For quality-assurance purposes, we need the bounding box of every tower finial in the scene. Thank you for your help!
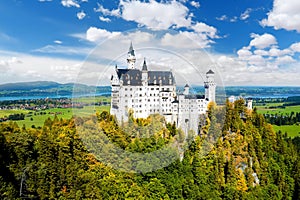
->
[127,41,136,69]
[128,41,135,56]
[142,57,148,71]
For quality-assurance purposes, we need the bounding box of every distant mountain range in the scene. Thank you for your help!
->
[0,81,111,97]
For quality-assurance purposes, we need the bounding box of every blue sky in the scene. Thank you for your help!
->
[0,0,300,86]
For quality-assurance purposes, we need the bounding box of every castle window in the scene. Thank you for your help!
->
[125,88,127,91]
[151,88,154,90]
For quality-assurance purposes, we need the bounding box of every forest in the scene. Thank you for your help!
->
[1,99,300,199]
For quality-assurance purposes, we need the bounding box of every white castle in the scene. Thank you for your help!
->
[110,43,216,134]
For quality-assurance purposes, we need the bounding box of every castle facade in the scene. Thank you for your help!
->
[110,43,216,134]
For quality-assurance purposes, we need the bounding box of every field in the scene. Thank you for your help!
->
[256,103,300,138]
[12,105,110,128]
[273,125,300,138]
[256,105,300,115]
[0,109,30,118]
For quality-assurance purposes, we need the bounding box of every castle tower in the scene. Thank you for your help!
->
[142,58,148,86]
[247,99,253,110]
[183,84,189,95]
[127,42,136,69]
[204,69,216,102]
[110,65,121,115]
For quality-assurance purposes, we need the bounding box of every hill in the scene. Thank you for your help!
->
[0,81,111,97]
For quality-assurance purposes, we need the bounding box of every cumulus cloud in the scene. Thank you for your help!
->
[94,3,120,17]
[249,33,277,49]
[61,0,80,8]
[216,15,228,21]
[191,22,217,38]
[240,8,252,20]
[161,32,213,49]
[0,51,82,84]
[54,40,63,44]
[276,55,296,65]
[290,42,300,52]
[237,47,252,60]
[77,11,86,20]
[261,0,300,32]
[190,1,200,8]
[86,27,121,42]
[99,16,111,22]
[119,0,191,30]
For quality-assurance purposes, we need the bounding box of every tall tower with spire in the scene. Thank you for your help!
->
[204,69,216,102]
[127,42,136,69]
[142,58,148,86]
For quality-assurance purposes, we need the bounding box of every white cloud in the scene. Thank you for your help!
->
[268,46,291,57]
[191,22,217,38]
[240,8,252,20]
[190,1,200,8]
[249,33,277,49]
[86,27,121,42]
[230,16,238,22]
[0,50,82,84]
[99,16,111,22]
[253,49,269,56]
[94,3,120,17]
[119,0,191,30]
[33,45,90,55]
[54,40,63,44]
[61,0,80,8]
[290,42,300,52]
[216,15,228,21]
[161,32,213,49]
[261,0,300,32]
[237,47,252,60]
[77,11,86,20]
[276,55,296,65]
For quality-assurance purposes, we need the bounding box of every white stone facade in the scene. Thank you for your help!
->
[110,44,216,134]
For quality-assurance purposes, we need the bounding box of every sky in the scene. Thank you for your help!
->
[0,0,300,86]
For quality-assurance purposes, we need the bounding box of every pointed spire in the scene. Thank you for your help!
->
[142,58,148,71]
[206,69,214,74]
[128,41,135,56]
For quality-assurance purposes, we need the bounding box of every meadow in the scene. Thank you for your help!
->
[14,106,110,128]
[256,103,300,138]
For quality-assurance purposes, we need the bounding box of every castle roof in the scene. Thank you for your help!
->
[206,69,214,74]
[116,68,175,86]
[183,94,205,99]
[142,59,148,71]
[128,42,135,56]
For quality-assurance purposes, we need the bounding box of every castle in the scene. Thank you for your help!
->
[110,43,216,134]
